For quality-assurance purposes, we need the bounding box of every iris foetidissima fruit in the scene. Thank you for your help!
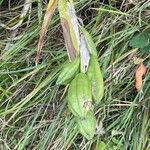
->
[80,27,104,103]
[58,0,80,61]
[76,111,96,140]
[56,56,80,85]
[57,1,104,140]
[87,55,104,104]
[67,73,93,117]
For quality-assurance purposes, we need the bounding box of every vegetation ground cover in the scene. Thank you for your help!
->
[0,0,150,149]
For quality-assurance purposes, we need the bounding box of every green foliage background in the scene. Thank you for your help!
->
[0,0,150,149]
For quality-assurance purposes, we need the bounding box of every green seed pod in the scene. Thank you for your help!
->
[67,73,93,117]
[56,57,80,85]
[80,27,97,57]
[76,111,96,140]
[87,55,104,104]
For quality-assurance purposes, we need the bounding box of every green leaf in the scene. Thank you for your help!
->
[95,140,106,150]
[129,31,150,48]
[76,111,96,140]
[140,44,150,53]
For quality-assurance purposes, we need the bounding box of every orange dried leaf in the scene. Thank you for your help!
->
[36,0,57,64]
[135,62,147,91]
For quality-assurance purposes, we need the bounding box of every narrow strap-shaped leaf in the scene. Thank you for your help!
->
[67,1,80,47]
[58,0,80,60]
[36,0,58,64]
